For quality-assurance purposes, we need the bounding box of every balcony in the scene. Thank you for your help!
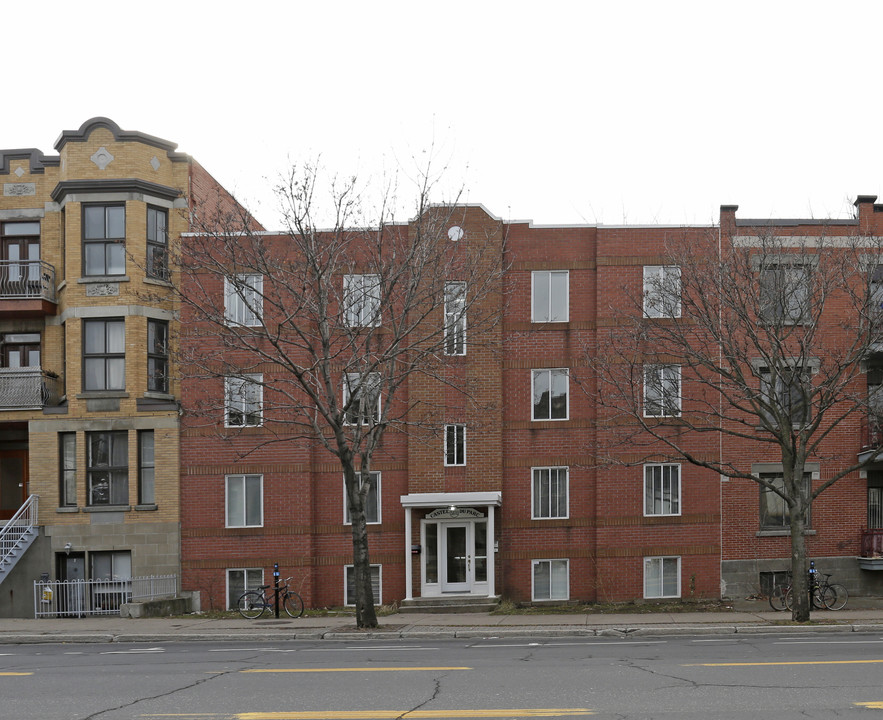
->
[0,261,57,317]
[859,529,883,570]
[0,369,62,410]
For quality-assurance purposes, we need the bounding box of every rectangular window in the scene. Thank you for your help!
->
[759,262,810,324]
[444,424,466,466]
[227,568,263,610]
[224,274,263,327]
[644,364,681,417]
[343,472,380,524]
[90,550,132,612]
[225,374,263,427]
[759,365,809,426]
[1,221,42,295]
[138,430,155,506]
[869,486,883,530]
[759,472,811,530]
[226,474,263,527]
[532,467,569,519]
[59,432,76,507]
[644,464,680,516]
[532,559,569,601]
[643,265,681,318]
[532,270,569,322]
[83,318,125,391]
[869,364,883,445]
[1,332,41,368]
[343,372,380,425]
[344,564,382,606]
[870,264,883,325]
[644,556,680,598]
[86,430,128,506]
[343,274,381,327]
[83,204,125,276]
[532,368,569,420]
[146,206,168,280]
[444,281,466,355]
[147,319,169,394]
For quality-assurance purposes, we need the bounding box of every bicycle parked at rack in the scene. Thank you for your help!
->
[237,576,304,619]
[768,565,848,611]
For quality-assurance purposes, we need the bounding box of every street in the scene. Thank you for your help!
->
[3,632,883,719]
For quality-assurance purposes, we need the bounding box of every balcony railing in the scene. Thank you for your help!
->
[861,529,883,558]
[0,368,62,410]
[0,261,57,302]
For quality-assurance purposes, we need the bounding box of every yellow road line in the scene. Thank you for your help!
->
[685,659,883,667]
[0,672,33,676]
[236,711,593,719]
[241,666,471,673]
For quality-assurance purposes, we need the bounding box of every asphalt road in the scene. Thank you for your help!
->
[3,632,883,719]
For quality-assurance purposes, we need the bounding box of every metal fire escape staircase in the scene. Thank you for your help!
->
[0,495,39,585]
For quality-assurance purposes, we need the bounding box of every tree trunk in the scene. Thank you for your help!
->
[345,470,378,628]
[789,498,810,622]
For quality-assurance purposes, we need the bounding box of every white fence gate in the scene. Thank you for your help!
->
[34,575,177,618]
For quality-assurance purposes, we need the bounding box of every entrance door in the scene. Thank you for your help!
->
[442,523,471,592]
[0,449,27,521]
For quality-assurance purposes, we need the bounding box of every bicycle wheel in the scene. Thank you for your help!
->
[283,591,304,618]
[824,584,848,610]
[784,588,794,611]
[811,586,828,610]
[237,591,266,619]
[769,586,788,611]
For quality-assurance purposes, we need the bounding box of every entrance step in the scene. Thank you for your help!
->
[399,595,501,614]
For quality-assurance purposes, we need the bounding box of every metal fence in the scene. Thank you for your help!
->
[0,260,56,302]
[34,575,178,618]
[0,368,62,409]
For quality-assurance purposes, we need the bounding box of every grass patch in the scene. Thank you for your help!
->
[492,598,732,615]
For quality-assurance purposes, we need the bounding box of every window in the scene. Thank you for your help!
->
[225,374,263,427]
[444,424,466,466]
[138,430,155,506]
[643,266,681,318]
[444,281,466,355]
[759,365,809,426]
[869,473,883,529]
[532,559,569,601]
[759,472,811,530]
[83,318,125,391]
[90,550,132,612]
[0,221,41,294]
[147,319,169,394]
[345,564,382,606]
[146,206,168,280]
[644,464,680,516]
[343,274,380,327]
[870,364,883,445]
[226,474,263,527]
[59,432,76,507]
[227,568,263,610]
[224,274,263,327]
[532,368,569,420]
[759,261,811,324]
[644,556,680,598]
[83,204,125,276]
[870,265,883,326]
[344,472,380,524]
[532,467,568,519]
[532,270,569,322]
[86,431,128,506]
[343,372,380,425]
[1,332,41,368]
[644,364,681,417]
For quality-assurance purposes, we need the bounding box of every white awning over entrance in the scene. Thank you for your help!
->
[399,491,502,508]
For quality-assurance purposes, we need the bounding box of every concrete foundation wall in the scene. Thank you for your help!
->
[722,557,883,599]
[0,534,51,618]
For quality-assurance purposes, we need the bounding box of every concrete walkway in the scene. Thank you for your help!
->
[2,599,883,644]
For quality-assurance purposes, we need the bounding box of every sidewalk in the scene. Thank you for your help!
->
[2,599,883,644]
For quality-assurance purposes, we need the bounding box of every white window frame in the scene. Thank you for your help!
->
[643,265,681,318]
[444,281,467,355]
[344,273,381,327]
[644,556,680,599]
[225,374,263,427]
[444,424,466,466]
[532,558,569,601]
[344,564,382,606]
[532,368,569,421]
[226,567,263,610]
[532,466,569,519]
[644,464,681,517]
[532,270,569,323]
[643,364,681,418]
[343,471,381,525]
[224,274,263,327]
[226,473,264,528]
[343,372,381,425]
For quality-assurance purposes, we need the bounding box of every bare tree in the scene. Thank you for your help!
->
[176,163,506,627]
[590,224,883,621]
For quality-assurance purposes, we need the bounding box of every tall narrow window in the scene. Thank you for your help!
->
[225,375,263,427]
[147,319,169,394]
[644,364,681,417]
[146,206,168,280]
[343,472,380,524]
[532,467,568,519]
[226,474,263,527]
[532,270,569,322]
[644,464,680,516]
[83,204,125,276]
[138,430,155,506]
[86,430,128,506]
[343,372,381,425]
[444,424,466,466]
[1,221,42,296]
[643,266,681,318]
[224,274,263,327]
[343,274,381,327]
[83,318,125,391]
[59,432,76,507]
[444,281,466,355]
[532,368,569,420]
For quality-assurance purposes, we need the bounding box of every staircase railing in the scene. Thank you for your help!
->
[0,495,39,571]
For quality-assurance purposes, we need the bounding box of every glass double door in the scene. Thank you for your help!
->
[424,520,488,594]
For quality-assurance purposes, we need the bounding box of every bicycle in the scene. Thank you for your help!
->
[769,568,848,611]
[237,577,304,619]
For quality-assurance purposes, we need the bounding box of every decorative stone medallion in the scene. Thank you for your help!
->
[86,283,119,297]
[91,146,115,170]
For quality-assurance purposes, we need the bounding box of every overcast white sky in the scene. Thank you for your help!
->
[6,1,882,229]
